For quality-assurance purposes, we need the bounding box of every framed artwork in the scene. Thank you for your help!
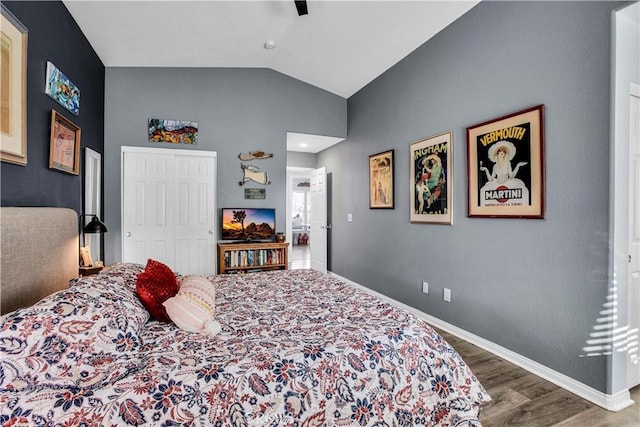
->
[49,110,81,175]
[45,61,80,116]
[410,131,453,224]
[466,104,545,218]
[0,4,28,165]
[369,149,394,209]
[148,118,198,144]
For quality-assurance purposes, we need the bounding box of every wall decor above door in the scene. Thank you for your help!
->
[148,118,198,144]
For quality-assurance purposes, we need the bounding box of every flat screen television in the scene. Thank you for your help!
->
[221,208,276,242]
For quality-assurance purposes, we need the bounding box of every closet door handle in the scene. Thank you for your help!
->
[126,232,132,237]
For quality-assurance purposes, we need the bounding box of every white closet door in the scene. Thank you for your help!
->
[122,151,176,267]
[174,154,216,275]
[122,147,217,275]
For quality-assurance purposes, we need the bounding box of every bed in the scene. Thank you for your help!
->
[0,208,490,426]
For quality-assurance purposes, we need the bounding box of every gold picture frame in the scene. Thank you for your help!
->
[0,5,28,165]
[410,131,453,224]
[49,110,81,175]
[369,149,394,209]
[466,104,545,218]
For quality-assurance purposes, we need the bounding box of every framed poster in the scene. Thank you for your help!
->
[410,131,453,224]
[369,149,394,209]
[0,4,28,165]
[49,110,81,175]
[466,105,545,218]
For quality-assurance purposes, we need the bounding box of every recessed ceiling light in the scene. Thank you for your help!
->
[264,40,277,50]
[299,143,308,147]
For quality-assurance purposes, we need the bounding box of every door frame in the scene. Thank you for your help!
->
[610,1,639,400]
[84,147,102,263]
[627,81,640,388]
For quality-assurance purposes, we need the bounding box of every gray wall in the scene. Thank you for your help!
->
[287,151,317,168]
[104,68,345,264]
[319,1,622,393]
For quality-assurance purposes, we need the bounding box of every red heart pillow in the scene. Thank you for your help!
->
[136,259,179,322]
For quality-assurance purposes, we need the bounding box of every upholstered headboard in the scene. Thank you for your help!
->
[0,207,78,315]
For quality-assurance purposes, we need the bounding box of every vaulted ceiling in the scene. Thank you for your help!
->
[63,1,478,98]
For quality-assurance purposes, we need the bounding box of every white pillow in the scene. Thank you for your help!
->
[163,276,221,335]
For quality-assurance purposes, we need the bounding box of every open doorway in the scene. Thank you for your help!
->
[286,132,344,271]
[286,167,313,269]
[291,175,311,269]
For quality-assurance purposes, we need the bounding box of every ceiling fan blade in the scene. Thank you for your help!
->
[294,0,308,16]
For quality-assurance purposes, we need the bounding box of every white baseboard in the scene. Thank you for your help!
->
[328,272,635,412]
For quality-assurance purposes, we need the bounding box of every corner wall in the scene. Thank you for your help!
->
[319,1,622,393]
[0,1,104,213]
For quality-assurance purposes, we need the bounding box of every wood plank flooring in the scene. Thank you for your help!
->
[436,329,640,426]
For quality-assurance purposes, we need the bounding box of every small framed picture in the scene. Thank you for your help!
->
[466,104,545,218]
[369,149,394,209]
[49,110,81,175]
[45,61,80,116]
[410,131,453,224]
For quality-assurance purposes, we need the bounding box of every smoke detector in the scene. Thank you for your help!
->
[264,40,277,50]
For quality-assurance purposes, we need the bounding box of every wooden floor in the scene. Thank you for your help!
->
[437,329,640,426]
[289,244,310,269]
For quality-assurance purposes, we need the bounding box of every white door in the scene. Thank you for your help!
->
[122,150,175,267]
[310,167,327,273]
[628,84,640,387]
[122,147,216,275]
[174,154,216,275]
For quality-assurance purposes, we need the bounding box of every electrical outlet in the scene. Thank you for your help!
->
[443,288,451,302]
[347,213,353,222]
[422,281,429,294]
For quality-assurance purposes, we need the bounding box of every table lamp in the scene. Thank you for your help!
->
[80,215,107,270]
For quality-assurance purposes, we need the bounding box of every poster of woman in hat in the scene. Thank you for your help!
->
[467,104,545,218]
[478,140,529,205]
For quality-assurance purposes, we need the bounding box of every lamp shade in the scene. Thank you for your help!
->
[84,216,108,234]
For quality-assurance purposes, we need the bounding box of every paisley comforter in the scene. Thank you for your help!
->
[0,263,489,426]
